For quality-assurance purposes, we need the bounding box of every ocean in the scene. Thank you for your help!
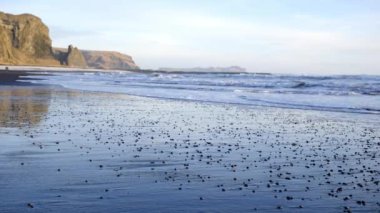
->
[21,71,380,114]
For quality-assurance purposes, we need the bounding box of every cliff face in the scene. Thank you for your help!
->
[82,50,139,70]
[0,11,139,70]
[0,12,59,66]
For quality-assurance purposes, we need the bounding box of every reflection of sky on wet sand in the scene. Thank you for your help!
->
[0,87,51,127]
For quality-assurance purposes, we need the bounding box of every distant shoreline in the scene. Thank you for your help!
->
[134,69,254,75]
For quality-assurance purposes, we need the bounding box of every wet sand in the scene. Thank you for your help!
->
[0,74,379,212]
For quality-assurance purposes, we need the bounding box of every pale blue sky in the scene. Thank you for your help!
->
[1,0,380,74]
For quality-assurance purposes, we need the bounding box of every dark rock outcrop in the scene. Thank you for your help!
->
[53,45,87,68]
[67,45,87,68]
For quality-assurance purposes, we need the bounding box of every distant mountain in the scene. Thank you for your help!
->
[159,66,246,73]
[0,11,139,70]
[81,50,139,70]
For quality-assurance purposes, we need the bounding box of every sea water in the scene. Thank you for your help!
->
[21,71,380,114]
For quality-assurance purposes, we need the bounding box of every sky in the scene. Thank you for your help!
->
[1,0,380,74]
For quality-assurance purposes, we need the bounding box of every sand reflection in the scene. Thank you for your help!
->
[0,88,51,127]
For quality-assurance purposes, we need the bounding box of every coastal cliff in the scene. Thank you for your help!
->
[0,11,139,70]
[53,48,139,70]
[0,12,59,66]
[82,50,139,70]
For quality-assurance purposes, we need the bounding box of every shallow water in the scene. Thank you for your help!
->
[21,71,380,114]
[0,85,379,212]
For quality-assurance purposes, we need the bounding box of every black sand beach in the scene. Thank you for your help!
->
[0,71,379,212]
[0,71,36,85]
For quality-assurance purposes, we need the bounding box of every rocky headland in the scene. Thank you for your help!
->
[81,50,139,70]
[0,11,139,71]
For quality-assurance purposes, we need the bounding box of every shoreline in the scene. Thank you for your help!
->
[1,70,379,116]
[1,77,376,125]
